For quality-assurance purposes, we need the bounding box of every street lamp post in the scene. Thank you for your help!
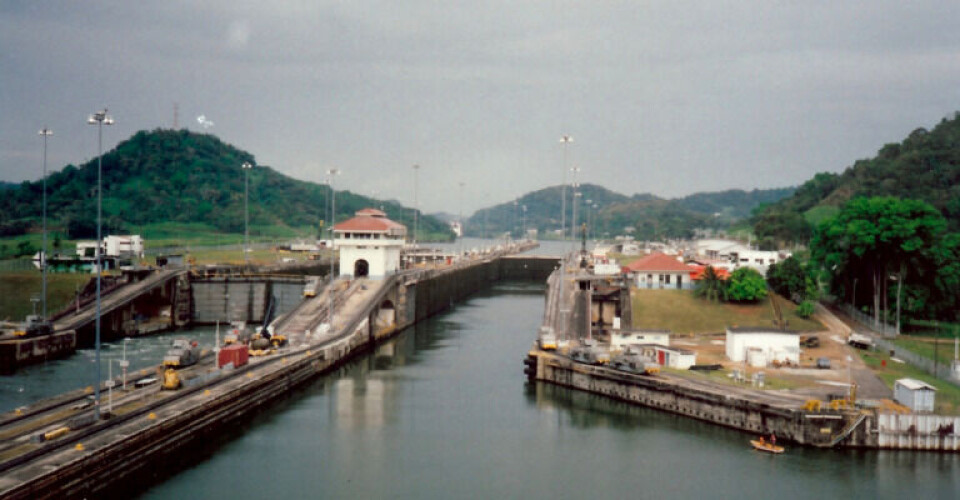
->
[327,168,340,246]
[458,181,465,257]
[513,199,519,240]
[412,164,420,247]
[559,135,573,240]
[39,127,52,319]
[591,203,598,240]
[482,194,488,240]
[569,166,580,247]
[521,204,527,240]
[87,109,113,420]
[585,199,592,242]
[242,162,253,265]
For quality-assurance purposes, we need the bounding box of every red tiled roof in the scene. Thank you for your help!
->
[689,265,730,280]
[333,208,406,233]
[624,252,695,273]
[355,208,387,217]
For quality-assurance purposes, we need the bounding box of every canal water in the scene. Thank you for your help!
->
[0,326,224,411]
[130,281,956,499]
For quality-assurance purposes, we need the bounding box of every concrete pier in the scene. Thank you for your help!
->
[0,242,548,498]
[527,259,960,452]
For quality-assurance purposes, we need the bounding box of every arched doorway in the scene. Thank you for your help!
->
[354,259,370,277]
[379,299,396,324]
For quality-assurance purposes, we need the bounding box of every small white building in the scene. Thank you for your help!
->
[626,344,696,369]
[729,249,790,275]
[624,252,696,290]
[725,327,800,366]
[333,209,407,278]
[656,345,696,369]
[104,235,144,258]
[609,330,670,350]
[894,378,937,413]
[76,235,144,259]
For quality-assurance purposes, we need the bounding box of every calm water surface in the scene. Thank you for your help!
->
[132,282,957,499]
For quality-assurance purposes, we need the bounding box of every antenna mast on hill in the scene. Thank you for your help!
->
[173,103,179,129]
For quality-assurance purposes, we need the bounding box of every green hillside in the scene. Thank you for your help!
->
[0,129,452,246]
[753,113,960,244]
[465,184,795,240]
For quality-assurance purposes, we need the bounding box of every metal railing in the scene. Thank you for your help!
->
[837,303,898,337]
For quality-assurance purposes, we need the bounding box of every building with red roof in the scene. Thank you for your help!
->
[333,208,407,277]
[623,252,697,290]
[689,265,731,281]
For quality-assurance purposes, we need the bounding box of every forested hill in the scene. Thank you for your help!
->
[754,113,960,243]
[0,129,451,239]
[465,184,795,240]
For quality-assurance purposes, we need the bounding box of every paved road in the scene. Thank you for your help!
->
[814,305,892,399]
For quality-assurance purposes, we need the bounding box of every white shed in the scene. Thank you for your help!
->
[609,330,670,350]
[656,346,696,370]
[725,327,800,366]
[894,378,937,413]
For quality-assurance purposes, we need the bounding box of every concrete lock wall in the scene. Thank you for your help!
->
[533,354,874,448]
[272,282,306,318]
[192,280,267,323]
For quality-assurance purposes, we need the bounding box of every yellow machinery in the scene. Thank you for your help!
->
[162,368,181,390]
[803,399,823,412]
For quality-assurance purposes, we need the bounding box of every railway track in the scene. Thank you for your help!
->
[0,278,379,474]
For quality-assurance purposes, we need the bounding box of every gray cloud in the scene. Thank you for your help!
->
[3,2,960,215]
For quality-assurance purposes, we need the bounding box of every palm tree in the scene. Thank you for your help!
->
[695,266,726,302]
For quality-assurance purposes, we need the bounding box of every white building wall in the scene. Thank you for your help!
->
[338,242,402,278]
[610,332,670,349]
[894,382,936,413]
[725,331,800,364]
[635,271,692,290]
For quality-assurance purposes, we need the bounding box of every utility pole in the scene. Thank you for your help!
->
[412,164,420,247]
[87,108,113,420]
[559,135,572,240]
[39,127,52,318]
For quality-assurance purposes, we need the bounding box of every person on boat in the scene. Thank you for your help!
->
[770,434,776,445]
[758,436,765,445]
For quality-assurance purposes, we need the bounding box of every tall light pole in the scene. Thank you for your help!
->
[242,162,253,265]
[513,199,519,240]
[482,193,489,240]
[39,128,52,319]
[585,199,592,243]
[570,166,581,247]
[559,135,573,240]
[458,181,464,257]
[412,164,420,247]
[87,109,113,420]
[521,204,527,240]
[591,203,599,241]
[327,168,340,247]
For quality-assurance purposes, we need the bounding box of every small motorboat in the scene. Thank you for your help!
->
[750,439,785,454]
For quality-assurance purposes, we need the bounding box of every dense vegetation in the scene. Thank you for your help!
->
[0,129,452,246]
[694,266,767,303]
[464,185,795,240]
[752,113,960,246]
[810,196,959,324]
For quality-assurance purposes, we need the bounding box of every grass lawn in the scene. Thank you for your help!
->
[893,337,959,368]
[676,366,804,391]
[631,289,823,335]
[0,271,92,321]
[856,348,960,415]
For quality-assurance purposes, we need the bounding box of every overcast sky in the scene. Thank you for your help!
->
[3,2,960,214]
